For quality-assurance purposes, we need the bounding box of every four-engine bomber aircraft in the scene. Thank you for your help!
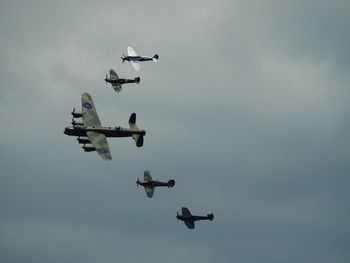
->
[136,170,175,198]
[64,93,146,160]
[176,207,214,229]
[121,46,159,71]
[105,69,140,93]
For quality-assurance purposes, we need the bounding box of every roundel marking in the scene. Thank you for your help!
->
[83,102,93,109]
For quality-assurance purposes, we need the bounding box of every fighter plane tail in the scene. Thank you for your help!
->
[134,77,141,84]
[207,213,214,221]
[168,179,175,188]
[152,54,159,62]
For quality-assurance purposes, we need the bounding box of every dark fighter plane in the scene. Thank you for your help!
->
[136,170,175,198]
[121,46,159,71]
[176,207,214,229]
[64,93,146,160]
[104,69,140,93]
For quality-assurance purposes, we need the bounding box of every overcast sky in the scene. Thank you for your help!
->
[0,1,349,263]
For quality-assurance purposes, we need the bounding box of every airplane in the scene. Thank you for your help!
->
[176,207,214,229]
[136,170,175,198]
[64,92,146,160]
[121,46,159,71]
[104,69,140,93]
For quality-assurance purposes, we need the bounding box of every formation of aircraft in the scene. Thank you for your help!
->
[121,46,159,71]
[136,170,175,198]
[105,69,140,93]
[176,207,214,229]
[64,93,146,160]
[64,47,214,230]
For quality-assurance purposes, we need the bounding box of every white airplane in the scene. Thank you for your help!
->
[64,93,146,160]
[121,46,159,71]
[136,170,175,198]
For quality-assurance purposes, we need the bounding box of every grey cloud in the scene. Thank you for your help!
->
[1,1,349,263]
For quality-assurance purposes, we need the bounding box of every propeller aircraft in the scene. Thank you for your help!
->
[176,207,214,229]
[136,170,175,198]
[121,46,159,71]
[104,69,140,93]
[64,93,146,160]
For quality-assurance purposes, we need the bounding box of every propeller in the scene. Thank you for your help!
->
[176,211,179,222]
[71,118,76,125]
[71,107,75,115]
[136,177,140,187]
[105,74,108,84]
[121,53,125,63]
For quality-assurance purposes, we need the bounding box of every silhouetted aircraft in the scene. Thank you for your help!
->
[64,93,146,160]
[104,69,140,93]
[136,170,175,198]
[121,46,159,71]
[176,207,214,229]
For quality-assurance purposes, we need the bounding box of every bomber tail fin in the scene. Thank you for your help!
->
[129,113,145,147]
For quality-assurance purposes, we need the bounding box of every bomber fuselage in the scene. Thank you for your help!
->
[64,126,146,138]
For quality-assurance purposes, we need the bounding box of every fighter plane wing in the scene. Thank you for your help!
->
[86,131,112,160]
[185,221,195,229]
[109,69,119,80]
[145,186,154,198]
[112,84,122,93]
[130,61,141,71]
[144,170,152,181]
[82,93,101,127]
[181,207,192,216]
[127,46,137,56]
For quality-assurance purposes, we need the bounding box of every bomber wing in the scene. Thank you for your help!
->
[181,207,192,216]
[144,170,152,181]
[81,93,111,160]
[82,93,101,127]
[86,131,112,160]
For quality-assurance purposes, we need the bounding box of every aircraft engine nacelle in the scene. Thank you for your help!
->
[71,108,83,118]
[82,146,96,152]
[77,138,90,144]
[168,180,175,188]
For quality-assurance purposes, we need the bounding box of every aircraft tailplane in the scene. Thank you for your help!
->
[152,54,159,62]
[168,180,175,188]
[134,77,140,84]
[207,213,214,221]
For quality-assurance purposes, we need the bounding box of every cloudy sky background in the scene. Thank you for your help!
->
[0,1,349,262]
